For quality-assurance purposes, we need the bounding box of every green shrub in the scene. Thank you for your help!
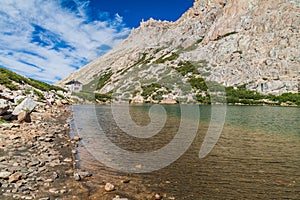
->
[224,85,299,105]
[95,93,112,102]
[233,50,243,54]
[196,38,203,44]
[152,90,168,101]
[195,93,211,104]
[0,119,10,123]
[6,83,20,90]
[215,31,238,41]
[34,90,45,100]
[174,61,197,76]
[188,77,207,91]
[141,83,161,98]
[96,71,113,90]
[154,52,179,64]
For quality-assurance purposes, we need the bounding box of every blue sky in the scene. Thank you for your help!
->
[0,0,193,84]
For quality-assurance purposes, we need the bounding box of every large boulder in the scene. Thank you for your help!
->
[17,111,31,123]
[12,97,37,115]
[0,99,9,115]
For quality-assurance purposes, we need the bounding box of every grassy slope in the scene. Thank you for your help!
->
[0,67,65,92]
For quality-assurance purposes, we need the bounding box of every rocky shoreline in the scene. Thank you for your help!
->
[0,106,89,200]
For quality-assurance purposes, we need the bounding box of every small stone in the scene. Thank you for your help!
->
[44,182,50,187]
[0,171,12,179]
[71,149,77,154]
[104,182,115,192]
[38,197,50,200]
[9,135,20,140]
[77,170,92,178]
[0,156,7,162]
[28,159,40,167]
[52,172,59,179]
[74,173,81,181]
[135,164,142,169]
[49,188,59,193]
[17,147,28,151]
[44,178,54,183]
[154,193,162,200]
[73,136,81,141]
[113,196,129,200]
[60,189,67,194]
[63,158,72,162]
[44,138,53,142]
[0,114,12,120]
[8,172,22,183]
[13,194,22,199]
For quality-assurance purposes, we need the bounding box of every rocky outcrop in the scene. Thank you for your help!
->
[58,0,299,101]
[0,79,72,122]
[0,99,9,115]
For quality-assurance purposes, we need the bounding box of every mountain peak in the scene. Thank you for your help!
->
[59,0,299,103]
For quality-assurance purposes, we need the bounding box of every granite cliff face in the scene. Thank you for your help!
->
[59,0,299,102]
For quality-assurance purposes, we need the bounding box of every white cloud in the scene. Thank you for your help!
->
[0,0,130,83]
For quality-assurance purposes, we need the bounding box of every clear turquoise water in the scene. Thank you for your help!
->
[71,105,300,199]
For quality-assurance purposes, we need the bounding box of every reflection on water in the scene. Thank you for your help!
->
[71,105,300,199]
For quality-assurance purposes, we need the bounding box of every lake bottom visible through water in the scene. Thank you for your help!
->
[71,105,300,200]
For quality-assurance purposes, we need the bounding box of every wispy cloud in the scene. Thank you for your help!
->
[0,0,130,83]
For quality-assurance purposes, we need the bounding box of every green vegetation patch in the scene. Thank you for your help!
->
[225,85,300,105]
[188,77,207,91]
[195,93,211,104]
[152,90,168,101]
[0,119,10,123]
[0,68,65,92]
[154,52,179,64]
[233,50,243,54]
[119,53,148,75]
[183,37,203,52]
[141,83,162,98]
[174,61,198,76]
[96,71,113,90]
[95,92,112,102]
[33,90,45,100]
[215,31,238,41]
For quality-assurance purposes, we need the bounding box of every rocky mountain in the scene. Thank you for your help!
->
[58,0,299,104]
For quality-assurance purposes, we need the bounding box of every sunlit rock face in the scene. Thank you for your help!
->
[59,0,299,99]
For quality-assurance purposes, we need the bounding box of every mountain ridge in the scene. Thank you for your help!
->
[58,0,299,103]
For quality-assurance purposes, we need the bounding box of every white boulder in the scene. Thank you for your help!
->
[12,97,37,115]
